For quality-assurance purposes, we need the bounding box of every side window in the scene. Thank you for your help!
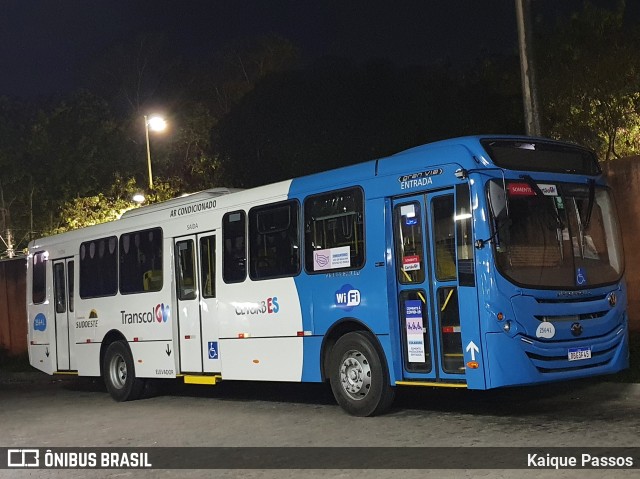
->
[53,263,66,313]
[119,228,163,294]
[200,235,216,298]
[80,237,118,298]
[32,252,47,305]
[432,195,456,281]
[394,201,425,284]
[455,183,475,287]
[249,201,300,280]
[304,187,365,273]
[176,240,197,300]
[223,211,246,283]
[68,260,74,312]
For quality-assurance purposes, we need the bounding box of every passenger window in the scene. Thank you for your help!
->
[68,260,75,312]
[53,263,66,313]
[394,201,425,284]
[200,235,216,298]
[119,228,163,294]
[80,236,118,298]
[432,195,456,281]
[249,201,300,280]
[223,211,246,283]
[176,240,197,300]
[304,187,365,273]
[32,252,47,305]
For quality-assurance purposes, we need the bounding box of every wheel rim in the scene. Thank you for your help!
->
[339,349,371,400]
[109,353,127,390]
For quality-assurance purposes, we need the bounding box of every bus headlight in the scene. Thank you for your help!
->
[503,320,512,333]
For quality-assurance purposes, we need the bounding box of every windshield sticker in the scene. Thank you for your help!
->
[400,204,418,225]
[576,268,587,286]
[400,204,416,217]
[402,255,421,271]
[538,184,558,196]
[313,246,351,271]
[508,183,558,196]
[536,322,556,339]
[554,196,565,210]
[405,300,426,363]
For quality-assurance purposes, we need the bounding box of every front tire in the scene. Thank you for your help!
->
[329,331,395,416]
[103,340,145,401]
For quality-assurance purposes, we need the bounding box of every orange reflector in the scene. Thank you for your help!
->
[238,333,245,339]
[252,359,260,364]
[138,359,142,363]
[133,337,139,342]
[185,335,191,339]
[497,312,504,321]
[297,331,304,337]
[466,361,479,369]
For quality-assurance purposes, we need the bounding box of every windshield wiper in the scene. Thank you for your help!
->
[520,174,564,229]
[583,179,595,230]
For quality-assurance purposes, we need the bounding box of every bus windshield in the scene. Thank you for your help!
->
[489,180,624,289]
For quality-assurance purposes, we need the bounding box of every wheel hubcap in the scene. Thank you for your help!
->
[339,350,371,400]
[109,354,127,389]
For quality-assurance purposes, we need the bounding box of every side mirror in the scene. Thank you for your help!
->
[489,181,508,221]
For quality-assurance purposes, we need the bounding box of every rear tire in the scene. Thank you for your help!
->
[329,331,395,416]
[103,340,145,401]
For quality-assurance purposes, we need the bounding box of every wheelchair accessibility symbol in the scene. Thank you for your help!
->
[576,268,587,286]
[208,341,219,360]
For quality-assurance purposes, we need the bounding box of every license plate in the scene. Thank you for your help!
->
[568,346,591,361]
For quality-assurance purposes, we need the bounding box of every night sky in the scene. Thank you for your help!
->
[2,1,636,100]
[1,0,523,99]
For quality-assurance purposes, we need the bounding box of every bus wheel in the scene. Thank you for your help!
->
[103,341,145,402]
[329,331,395,416]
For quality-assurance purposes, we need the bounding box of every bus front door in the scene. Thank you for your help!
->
[52,258,75,371]
[392,191,465,383]
[174,233,220,374]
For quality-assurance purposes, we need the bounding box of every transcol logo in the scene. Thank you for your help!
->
[155,303,170,323]
[335,284,361,311]
[121,304,170,325]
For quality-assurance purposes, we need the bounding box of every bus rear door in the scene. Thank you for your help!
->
[174,233,220,374]
[52,258,75,371]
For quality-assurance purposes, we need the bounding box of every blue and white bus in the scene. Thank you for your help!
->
[27,135,629,416]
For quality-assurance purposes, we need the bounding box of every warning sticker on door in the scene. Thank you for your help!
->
[405,300,426,363]
[402,255,421,271]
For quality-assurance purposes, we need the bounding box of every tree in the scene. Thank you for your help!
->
[25,91,138,234]
[0,96,32,255]
[45,176,178,236]
[215,57,524,187]
[538,1,640,161]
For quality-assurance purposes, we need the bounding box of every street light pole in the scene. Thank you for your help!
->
[144,115,154,190]
[515,0,541,136]
[143,115,167,191]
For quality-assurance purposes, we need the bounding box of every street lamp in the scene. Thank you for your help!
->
[144,115,167,190]
[132,193,145,203]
